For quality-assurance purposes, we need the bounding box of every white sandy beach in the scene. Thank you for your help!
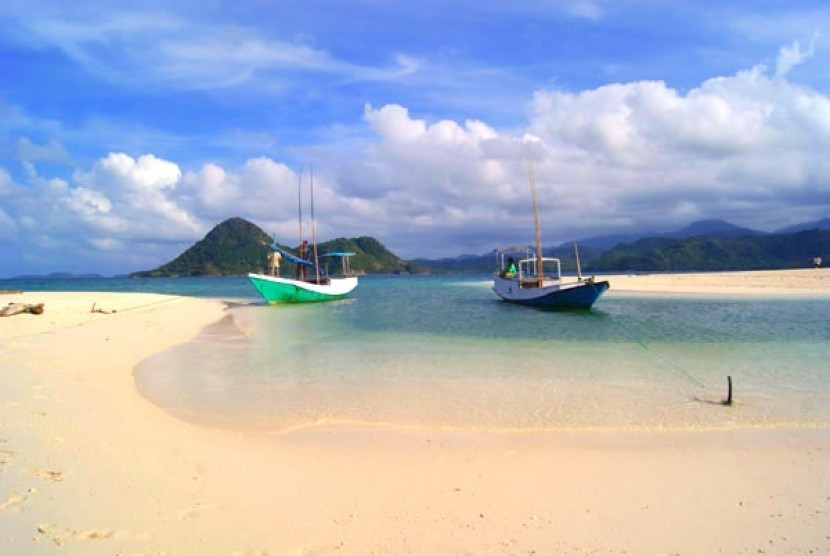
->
[598,267,830,296]
[1,271,829,554]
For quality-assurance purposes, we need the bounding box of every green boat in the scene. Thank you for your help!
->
[250,168,358,304]
[248,250,358,304]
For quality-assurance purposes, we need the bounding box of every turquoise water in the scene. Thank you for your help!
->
[7,274,828,431]
[120,275,830,432]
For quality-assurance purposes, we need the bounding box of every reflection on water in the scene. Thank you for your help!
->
[135,275,830,432]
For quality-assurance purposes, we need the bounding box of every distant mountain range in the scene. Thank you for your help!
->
[8,272,108,280]
[130,217,425,277]
[414,218,830,273]
[562,218,782,251]
[774,217,830,234]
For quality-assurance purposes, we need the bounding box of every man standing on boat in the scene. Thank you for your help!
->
[268,250,281,277]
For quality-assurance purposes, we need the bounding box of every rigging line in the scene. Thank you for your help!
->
[612,315,708,388]
[123,284,226,311]
[106,288,216,313]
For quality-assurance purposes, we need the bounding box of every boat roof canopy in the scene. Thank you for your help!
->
[319,252,355,258]
[270,245,314,266]
[496,246,532,254]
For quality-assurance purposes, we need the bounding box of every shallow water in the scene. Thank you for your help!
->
[133,275,830,432]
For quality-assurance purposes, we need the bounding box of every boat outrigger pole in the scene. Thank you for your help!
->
[524,146,544,288]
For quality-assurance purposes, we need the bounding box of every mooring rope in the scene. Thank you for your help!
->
[611,315,708,388]
[105,278,239,313]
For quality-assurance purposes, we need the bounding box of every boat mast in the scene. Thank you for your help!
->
[310,167,321,284]
[297,170,303,247]
[574,242,583,280]
[524,146,544,287]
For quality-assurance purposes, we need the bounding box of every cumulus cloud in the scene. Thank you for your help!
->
[524,63,830,234]
[71,152,198,238]
[326,57,830,252]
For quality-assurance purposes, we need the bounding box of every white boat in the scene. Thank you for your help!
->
[492,149,609,310]
[492,247,609,309]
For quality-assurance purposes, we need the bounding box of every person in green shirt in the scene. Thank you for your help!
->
[504,257,517,278]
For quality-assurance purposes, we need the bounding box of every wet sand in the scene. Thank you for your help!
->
[1,275,829,554]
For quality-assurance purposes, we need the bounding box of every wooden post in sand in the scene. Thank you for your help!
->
[722,375,733,406]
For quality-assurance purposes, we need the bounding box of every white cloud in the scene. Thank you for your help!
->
[775,33,819,77]
[88,237,123,250]
[71,152,198,238]
[3,7,421,91]
[0,167,13,195]
[522,63,830,234]
[0,207,16,239]
[16,137,70,163]
[566,0,603,20]
[64,187,112,216]
[181,157,299,236]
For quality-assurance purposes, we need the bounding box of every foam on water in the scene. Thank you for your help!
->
[134,275,830,432]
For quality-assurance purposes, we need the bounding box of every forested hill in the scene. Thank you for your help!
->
[592,229,830,271]
[130,217,424,277]
[315,236,427,274]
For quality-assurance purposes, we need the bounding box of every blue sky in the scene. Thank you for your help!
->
[1,0,830,276]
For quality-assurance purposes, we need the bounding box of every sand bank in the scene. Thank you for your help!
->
[598,267,830,296]
[1,282,829,554]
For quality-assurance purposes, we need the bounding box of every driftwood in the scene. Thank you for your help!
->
[0,302,45,317]
[91,302,117,314]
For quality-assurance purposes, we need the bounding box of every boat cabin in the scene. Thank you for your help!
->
[319,252,356,278]
[495,247,563,288]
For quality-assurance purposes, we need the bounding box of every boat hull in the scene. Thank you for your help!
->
[248,273,358,304]
[492,276,609,310]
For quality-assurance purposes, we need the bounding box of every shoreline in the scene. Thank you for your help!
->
[2,276,830,553]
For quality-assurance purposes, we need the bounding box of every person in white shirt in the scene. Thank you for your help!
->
[267,250,282,276]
